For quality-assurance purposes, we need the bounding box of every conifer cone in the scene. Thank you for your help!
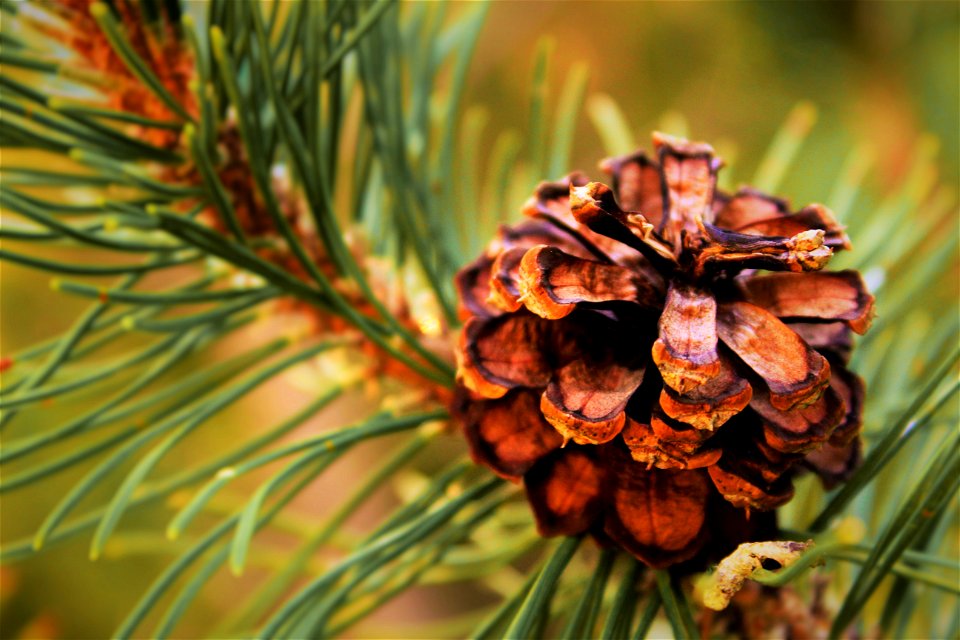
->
[452,133,874,568]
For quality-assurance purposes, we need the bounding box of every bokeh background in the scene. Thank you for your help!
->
[2,1,958,638]
[470,1,958,195]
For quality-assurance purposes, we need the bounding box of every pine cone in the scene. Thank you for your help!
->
[452,133,874,568]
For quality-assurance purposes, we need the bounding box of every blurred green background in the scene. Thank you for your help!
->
[470,1,958,194]
[2,1,957,638]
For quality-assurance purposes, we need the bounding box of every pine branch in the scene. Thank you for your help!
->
[1,1,957,637]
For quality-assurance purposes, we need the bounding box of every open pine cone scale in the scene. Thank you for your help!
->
[453,133,874,568]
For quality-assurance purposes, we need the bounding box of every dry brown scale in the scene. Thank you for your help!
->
[452,132,874,568]
[709,580,832,640]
